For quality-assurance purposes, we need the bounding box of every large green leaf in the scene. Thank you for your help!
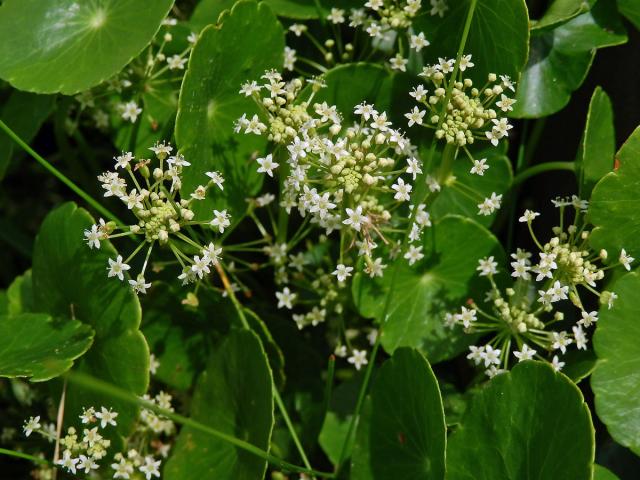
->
[512,0,627,118]
[589,126,640,259]
[576,87,615,198]
[447,361,595,480]
[531,0,595,31]
[430,149,512,227]
[0,90,55,180]
[352,215,505,363]
[164,329,274,480]
[351,348,446,480]
[176,0,283,220]
[414,0,529,83]
[592,271,640,455]
[0,0,174,94]
[5,270,34,316]
[0,313,94,382]
[32,202,148,434]
[618,0,640,30]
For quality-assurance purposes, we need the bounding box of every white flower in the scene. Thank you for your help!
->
[240,81,261,97]
[149,353,160,375]
[365,258,386,278]
[511,258,531,280]
[129,276,152,294]
[459,54,474,71]
[332,264,354,282]
[404,245,424,265]
[107,255,131,281]
[206,171,225,190]
[410,32,430,51]
[366,22,382,37]
[430,0,449,17]
[513,343,536,362]
[121,101,142,123]
[347,349,368,370]
[210,209,231,233]
[467,345,485,365]
[371,111,391,131]
[496,94,516,112]
[551,355,565,372]
[500,74,516,92]
[405,106,425,127]
[80,407,96,424]
[84,224,102,249]
[95,407,118,428]
[203,242,222,265]
[552,331,572,354]
[477,193,502,215]
[123,188,144,210]
[470,158,489,176]
[343,206,368,232]
[579,310,598,328]
[549,280,569,302]
[477,256,498,276]
[327,8,345,24]
[486,365,506,378]
[23,416,41,437]
[276,287,297,309]
[391,177,412,202]
[573,325,588,350]
[457,306,477,328]
[284,46,297,71]
[354,102,377,120]
[410,85,428,102]
[257,154,279,177]
[112,457,134,479]
[620,248,634,271]
[365,0,383,10]
[518,209,540,223]
[289,23,307,36]
[166,54,187,70]
[480,345,501,367]
[607,291,618,309]
[56,450,79,474]
[191,256,211,279]
[77,455,99,474]
[115,151,135,169]
[389,54,408,72]
[187,32,198,44]
[406,157,423,180]
[139,456,161,479]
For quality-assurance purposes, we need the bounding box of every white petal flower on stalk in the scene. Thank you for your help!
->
[94,407,118,428]
[347,349,368,370]
[573,325,588,350]
[210,210,231,233]
[139,456,161,479]
[551,355,565,372]
[77,455,99,474]
[342,206,368,232]
[129,276,152,295]
[107,255,131,281]
[470,158,489,176]
[240,81,261,96]
[23,416,41,437]
[257,154,279,177]
[404,245,424,265]
[121,101,142,123]
[276,287,297,309]
[480,345,501,367]
[410,32,430,51]
[513,343,536,362]
[56,450,79,474]
[477,256,498,276]
[405,106,425,127]
[84,224,102,249]
[391,177,412,202]
[332,264,354,282]
[620,248,634,271]
[579,310,598,327]
[365,258,386,278]
[166,54,187,70]
[205,171,225,190]
[518,209,540,223]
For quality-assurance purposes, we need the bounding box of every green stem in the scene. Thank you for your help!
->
[0,119,122,225]
[512,161,575,186]
[66,372,334,478]
[0,448,51,466]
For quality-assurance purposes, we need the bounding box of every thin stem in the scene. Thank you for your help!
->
[0,119,122,225]
[512,161,575,186]
[66,372,335,478]
[52,378,68,480]
[0,448,51,466]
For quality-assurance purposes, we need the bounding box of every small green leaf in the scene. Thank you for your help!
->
[6,270,34,316]
[531,0,595,31]
[32,202,149,434]
[618,0,640,30]
[0,313,94,382]
[189,0,237,31]
[447,361,595,480]
[561,349,597,384]
[0,0,174,94]
[164,329,274,480]
[351,348,446,480]
[430,149,512,227]
[177,0,284,220]
[0,90,55,180]
[589,125,640,260]
[352,215,505,363]
[576,87,615,198]
[592,271,640,456]
[513,0,627,118]
[594,465,620,480]
[414,0,529,83]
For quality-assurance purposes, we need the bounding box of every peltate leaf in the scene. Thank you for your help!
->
[176,0,284,221]
[0,0,174,94]
[164,329,274,480]
[0,313,94,382]
[447,361,595,480]
[351,348,446,480]
[592,271,640,455]
[352,215,505,363]
[32,202,149,434]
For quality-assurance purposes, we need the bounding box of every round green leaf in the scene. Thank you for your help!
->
[0,0,174,94]
[512,0,627,118]
[164,329,274,480]
[414,0,529,83]
[32,202,149,434]
[176,0,284,220]
[430,149,512,227]
[592,271,640,455]
[447,361,595,480]
[352,215,505,363]
[576,87,615,198]
[589,125,640,260]
[351,348,446,480]
[0,313,94,382]
[594,465,620,480]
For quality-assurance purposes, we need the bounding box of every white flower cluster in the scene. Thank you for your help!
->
[85,142,227,294]
[406,55,516,147]
[445,198,632,377]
